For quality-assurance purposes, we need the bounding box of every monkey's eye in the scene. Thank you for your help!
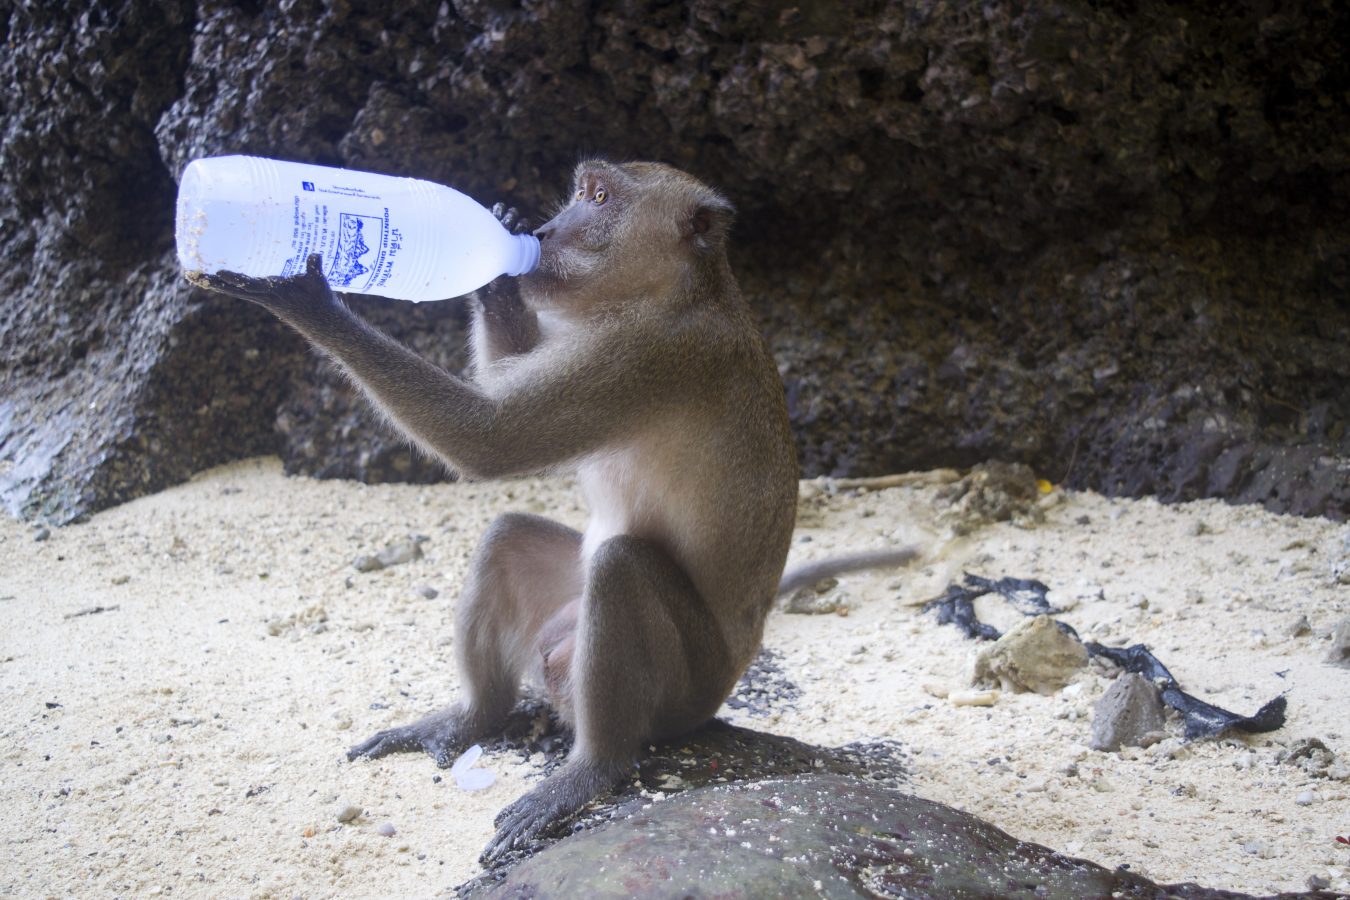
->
[593,189,607,205]
[574,189,585,202]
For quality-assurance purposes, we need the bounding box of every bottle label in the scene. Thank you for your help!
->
[277,180,402,293]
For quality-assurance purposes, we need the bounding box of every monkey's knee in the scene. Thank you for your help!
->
[469,512,580,580]
[588,535,693,598]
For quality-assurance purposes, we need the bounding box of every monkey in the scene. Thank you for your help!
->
[194,159,914,860]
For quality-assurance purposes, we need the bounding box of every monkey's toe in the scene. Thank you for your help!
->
[345,727,423,761]
[480,760,625,861]
[346,708,483,765]
[482,796,553,862]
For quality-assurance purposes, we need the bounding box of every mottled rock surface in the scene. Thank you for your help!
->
[3,2,1348,522]
[466,773,1312,899]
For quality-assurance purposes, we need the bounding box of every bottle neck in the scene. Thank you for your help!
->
[507,234,541,277]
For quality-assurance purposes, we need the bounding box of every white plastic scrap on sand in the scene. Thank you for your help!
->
[451,744,495,791]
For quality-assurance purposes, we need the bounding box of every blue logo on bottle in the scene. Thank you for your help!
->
[302,182,315,191]
[329,213,379,287]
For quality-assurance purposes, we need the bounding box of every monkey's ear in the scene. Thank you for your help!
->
[686,194,735,253]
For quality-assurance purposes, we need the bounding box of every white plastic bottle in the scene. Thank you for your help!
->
[175,156,540,302]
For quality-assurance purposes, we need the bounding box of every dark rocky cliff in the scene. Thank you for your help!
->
[3,1,1347,523]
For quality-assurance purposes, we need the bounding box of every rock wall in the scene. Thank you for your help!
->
[2,1,1347,522]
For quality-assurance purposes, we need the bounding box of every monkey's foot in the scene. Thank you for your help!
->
[346,707,484,769]
[481,759,627,862]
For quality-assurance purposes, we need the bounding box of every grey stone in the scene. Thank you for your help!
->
[352,554,383,573]
[1326,617,1350,669]
[353,537,425,572]
[1090,673,1168,752]
[376,538,424,568]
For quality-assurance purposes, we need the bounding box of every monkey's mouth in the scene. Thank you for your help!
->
[528,244,602,287]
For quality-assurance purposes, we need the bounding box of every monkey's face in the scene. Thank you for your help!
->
[526,165,629,310]
[525,160,735,315]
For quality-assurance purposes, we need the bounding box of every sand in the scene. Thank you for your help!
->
[2,457,1347,897]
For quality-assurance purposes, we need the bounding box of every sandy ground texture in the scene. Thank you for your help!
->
[2,456,1348,898]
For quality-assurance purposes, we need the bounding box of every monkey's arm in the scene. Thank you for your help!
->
[198,255,673,479]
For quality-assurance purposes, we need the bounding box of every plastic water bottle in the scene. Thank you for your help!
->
[175,155,540,302]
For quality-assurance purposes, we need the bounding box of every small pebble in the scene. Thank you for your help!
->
[353,555,383,573]
[1325,616,1350,669]
[1294,790,1315,806]
[33,526,51,542]
[416,585,439,600]
[377,822,396,837]
[1241,839,1277,859]
[336,803,362,824]
[948,689,999,707]
[1285,615,1312,638]
[377,538,425,568]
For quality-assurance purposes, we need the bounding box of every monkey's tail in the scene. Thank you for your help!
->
[776,547,920,597]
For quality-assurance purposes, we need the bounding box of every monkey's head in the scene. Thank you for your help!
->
[525,160,736,313]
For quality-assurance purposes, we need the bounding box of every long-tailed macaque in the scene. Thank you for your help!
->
[196,160,912,859]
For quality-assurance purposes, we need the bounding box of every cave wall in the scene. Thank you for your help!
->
[2,0,1347,523]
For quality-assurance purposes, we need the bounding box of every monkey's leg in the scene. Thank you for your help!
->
[483,534,731,860]
[348,513,583,767]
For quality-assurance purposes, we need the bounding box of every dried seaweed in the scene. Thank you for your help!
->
[923,574,1287,740]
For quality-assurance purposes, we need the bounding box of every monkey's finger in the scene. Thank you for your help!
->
[304,253,325,281]
[490,203,531,235]
[196,269,282,299]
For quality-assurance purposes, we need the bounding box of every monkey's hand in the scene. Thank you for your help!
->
[474,204,540,360]
[190,253,338,322]
[490,202,532,236]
